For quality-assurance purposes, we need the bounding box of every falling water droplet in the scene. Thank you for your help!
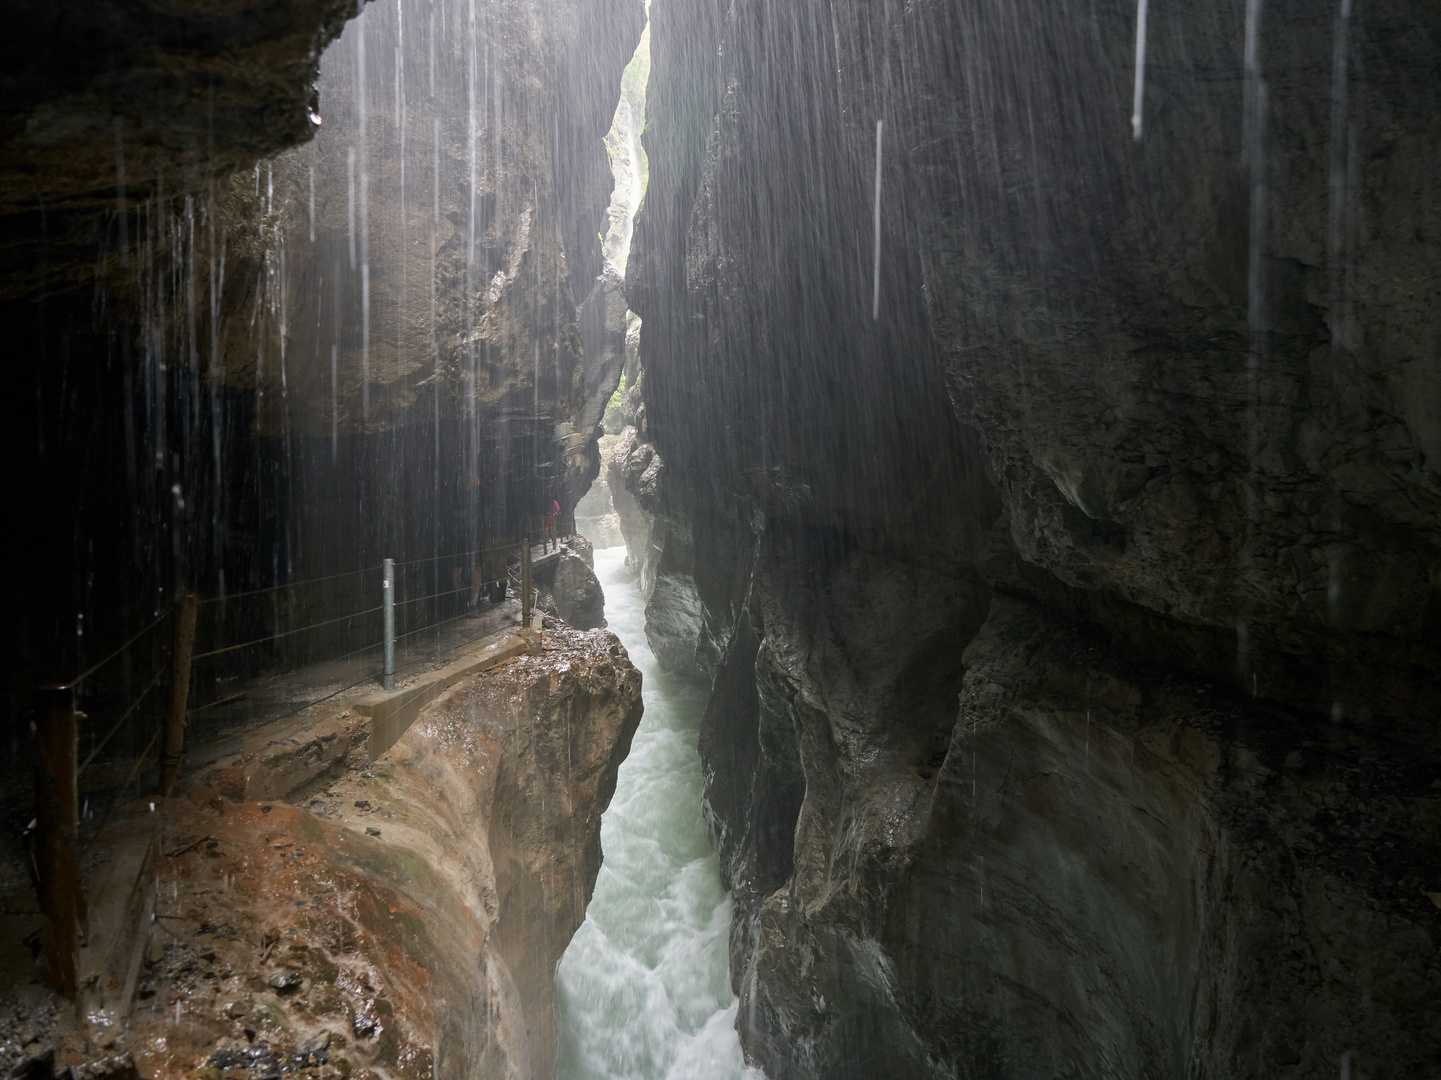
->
[347,147,357,270]
[1131,0,1149,139]
[871,119,883,320]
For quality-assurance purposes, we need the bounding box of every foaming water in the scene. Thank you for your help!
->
[556,546,759,1080]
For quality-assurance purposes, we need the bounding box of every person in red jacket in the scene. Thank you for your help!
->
[542,498,559,553]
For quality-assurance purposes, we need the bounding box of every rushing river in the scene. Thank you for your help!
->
[555,545,759,1080]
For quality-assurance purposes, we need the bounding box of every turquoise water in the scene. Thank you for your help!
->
[555,546,759,1080]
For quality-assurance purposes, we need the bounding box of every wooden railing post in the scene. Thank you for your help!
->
[34,684,87,998]
[161,593,198,796]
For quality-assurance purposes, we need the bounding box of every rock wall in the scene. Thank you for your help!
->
[0,0,357,299]
[623,0,1441,1075]
[536,544,607,630]
[572,434,624,550]
[15,628,641,1080]
[4,0,641,738]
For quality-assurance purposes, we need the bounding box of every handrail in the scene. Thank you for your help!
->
[70,607,172,686]
[61,527,581,780]
[77,666,164,776]
[190,605,385,660]
[197,564,382,606]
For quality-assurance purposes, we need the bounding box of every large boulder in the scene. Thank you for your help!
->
[539,549,607,630]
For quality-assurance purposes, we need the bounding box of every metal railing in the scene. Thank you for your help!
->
[55,533,559,789]
[26,521,578,1000]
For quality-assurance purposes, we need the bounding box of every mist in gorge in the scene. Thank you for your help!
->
[2,0,1439,1078]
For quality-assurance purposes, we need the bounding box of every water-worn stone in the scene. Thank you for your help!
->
[537,549,607,630]
[30,627,640,1080]
[625,0,1441,1074]
[266,971,304,995]
[730,595,1440,1077]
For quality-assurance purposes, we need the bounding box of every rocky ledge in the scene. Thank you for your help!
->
[10,628,640,1080]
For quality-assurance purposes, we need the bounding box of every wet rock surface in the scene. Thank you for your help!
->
[5,630,640,1080]
[8,0,643,704]
[0,0,358,298]
[623,0,1441,1074]
[733,594,1441,1078]
[536,550,606,631]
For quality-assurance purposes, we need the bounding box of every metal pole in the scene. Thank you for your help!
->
[521,537,533,630]
[34,685,87,998]
[382,558,396,692]
[161,593,197,796]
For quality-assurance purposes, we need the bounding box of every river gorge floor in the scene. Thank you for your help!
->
[556,546,757,1080]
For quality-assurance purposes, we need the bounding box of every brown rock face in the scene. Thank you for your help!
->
[390,627,641,1078]
[34,627,640,1080]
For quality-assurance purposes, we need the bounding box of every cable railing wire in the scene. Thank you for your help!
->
[191,541,520,605]
[75,542,537,680]
[77,666,164,777]
[196,564,383,606]
[393,603,496,644]
[191,604,387,661]
[393,585,485,609]
[61,529,555,796]
[192,575,500,663]
[70,606,173,686]
[85,722,165,851]
[393,544,515,569]
[198,602,519,735]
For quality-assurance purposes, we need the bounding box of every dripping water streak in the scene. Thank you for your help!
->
[114,119,129,267]
[1131,0,1149,140]
[872,119,883,320]
[358,16,371,420]
[347,147,358,270]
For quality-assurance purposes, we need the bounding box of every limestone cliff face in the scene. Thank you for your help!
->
[393,628,641,1078]
[623,0,1441,1074]
[728,589,1439,1077]
[0,0,357,300]
[208,0,641,453]
[55,628,640,1080]
[903,0,1441,723]
[6,0,641,700]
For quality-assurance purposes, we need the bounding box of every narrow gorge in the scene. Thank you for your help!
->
[3,0,1438,1078]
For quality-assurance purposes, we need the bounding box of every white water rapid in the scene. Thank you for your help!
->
[555,546,760,1080]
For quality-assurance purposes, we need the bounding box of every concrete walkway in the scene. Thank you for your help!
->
[184,598,540,804]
